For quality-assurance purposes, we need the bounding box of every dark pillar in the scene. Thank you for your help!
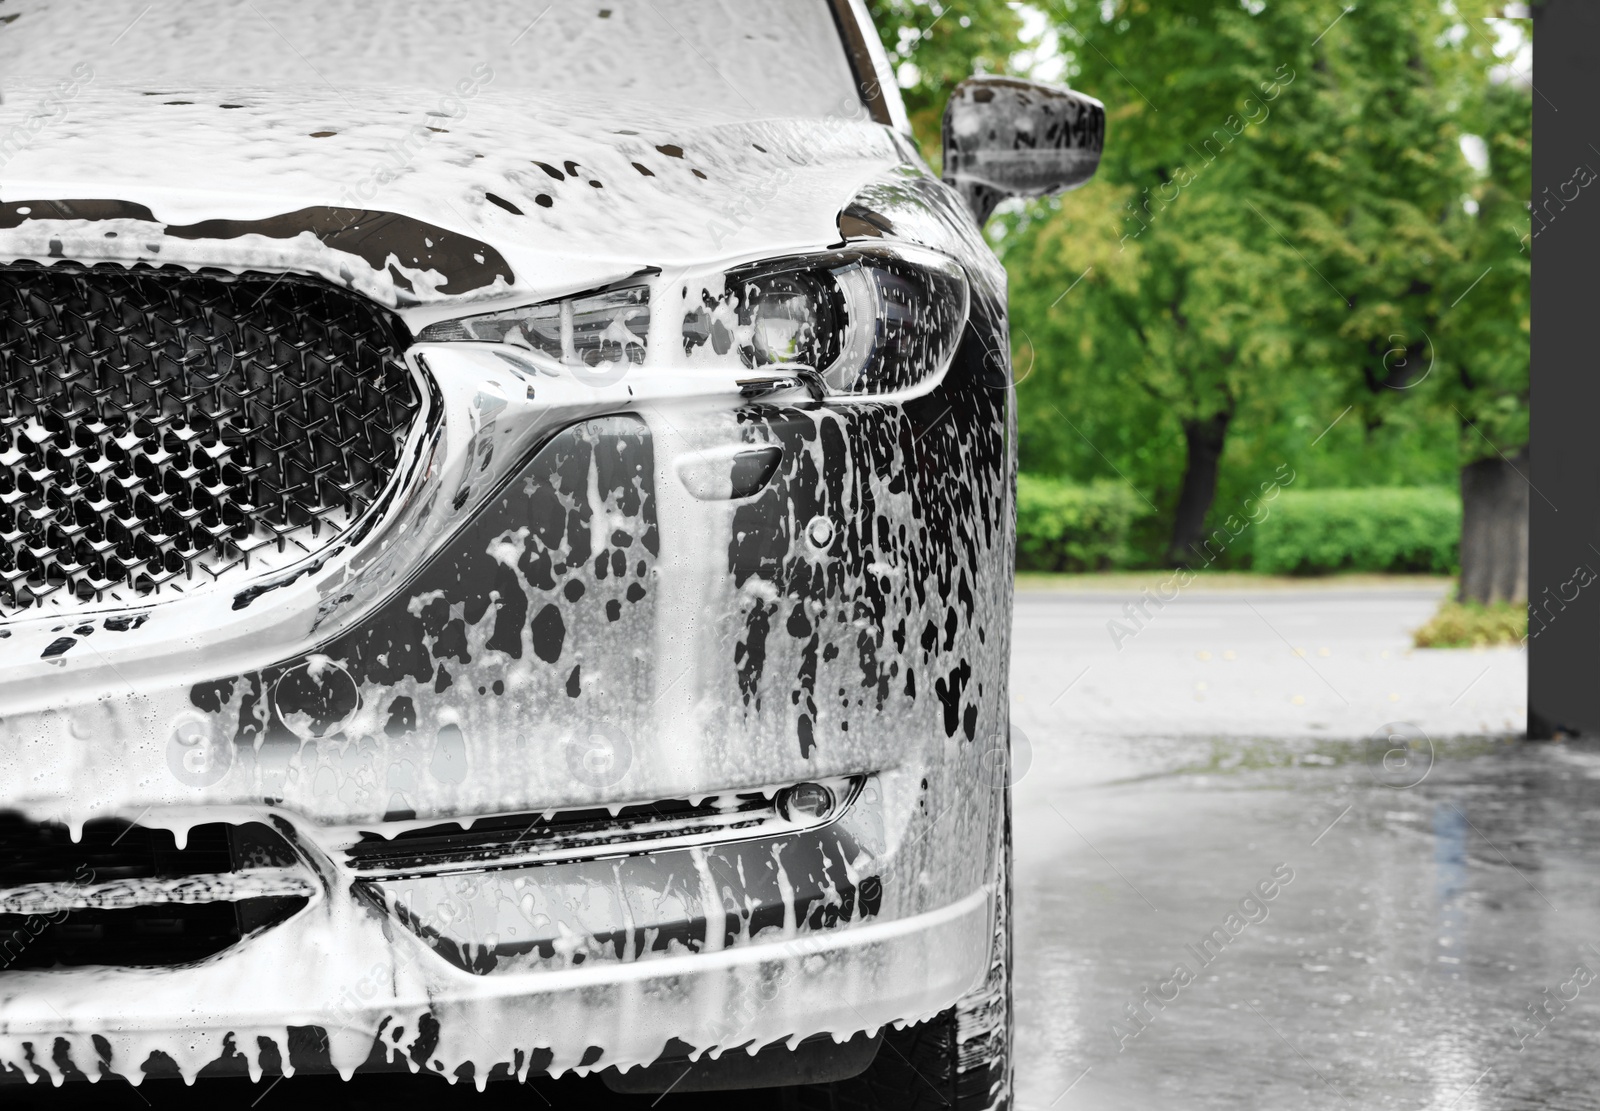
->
[1529,0,1600,737]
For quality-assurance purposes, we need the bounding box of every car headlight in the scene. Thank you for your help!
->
[417,285,649,367]
[680,249,968,395]
[417,248,967,397]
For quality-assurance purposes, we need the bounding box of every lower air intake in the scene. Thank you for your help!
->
[0,815,312,970]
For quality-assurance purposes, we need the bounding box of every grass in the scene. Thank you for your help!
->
[1412,599,1527,648]
[1014,570,1454,593]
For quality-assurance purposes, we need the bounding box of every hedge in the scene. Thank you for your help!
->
[1016,475,1148,572]
[1413,600,1525,648]
[1249,487,1460,575]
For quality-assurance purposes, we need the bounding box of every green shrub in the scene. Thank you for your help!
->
[1250,488,1460,575]
[1413,600,1525,648]
[1016,475,1149,571]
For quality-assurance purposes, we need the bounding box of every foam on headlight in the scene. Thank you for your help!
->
[682,248,968,396]
[416,248,966,398]
[418,286,649,366]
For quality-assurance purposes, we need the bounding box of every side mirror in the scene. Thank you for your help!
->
[941,76,1105,225]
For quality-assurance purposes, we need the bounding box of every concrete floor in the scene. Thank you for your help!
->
[1010,583,1525,787]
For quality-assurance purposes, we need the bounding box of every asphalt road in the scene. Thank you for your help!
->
[1010,584,1525,787]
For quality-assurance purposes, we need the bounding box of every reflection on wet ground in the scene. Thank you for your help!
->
[1016,739,1600,1110]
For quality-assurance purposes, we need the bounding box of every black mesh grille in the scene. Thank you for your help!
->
[0,263,418,614]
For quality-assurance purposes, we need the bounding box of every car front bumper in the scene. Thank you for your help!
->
[0,808,996,1087]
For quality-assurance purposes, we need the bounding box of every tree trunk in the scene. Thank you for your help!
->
[1165,412,1231,566]
[1458,447,1529,604]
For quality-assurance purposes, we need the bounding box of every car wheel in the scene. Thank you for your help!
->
[782,788,1013,1111]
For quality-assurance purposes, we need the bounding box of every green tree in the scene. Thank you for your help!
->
[863,0,1023,164]
[1279,5,1529,601]
[1004,0,1319,563]
[1001,0,1525,570]
[1439,72,1532,604]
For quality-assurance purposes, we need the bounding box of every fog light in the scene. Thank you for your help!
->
[778,782,836,822]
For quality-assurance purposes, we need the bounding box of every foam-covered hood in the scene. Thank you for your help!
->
[0,84,914,309]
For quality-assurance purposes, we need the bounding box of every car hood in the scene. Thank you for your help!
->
[0,85,916,311]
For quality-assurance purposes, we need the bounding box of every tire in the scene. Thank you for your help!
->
[783,788,1013,1111]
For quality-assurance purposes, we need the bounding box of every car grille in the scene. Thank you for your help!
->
[0,263,418,617]
[0,815,312,970]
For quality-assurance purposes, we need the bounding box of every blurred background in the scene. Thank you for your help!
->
[865,0,1531,649]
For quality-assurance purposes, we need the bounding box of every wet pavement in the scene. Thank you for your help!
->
[1014,741,1600,1110]
[1009,586,1597,1111]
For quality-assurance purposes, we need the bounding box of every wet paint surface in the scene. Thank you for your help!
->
[0,1,864,123]
[0,325,1011,1087]
[942,76,1105,223]
[0,84,910,310]
[0,201,512,295]
[725,394,1004,759]
[189,415,662,820]
[369,808,885,975]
